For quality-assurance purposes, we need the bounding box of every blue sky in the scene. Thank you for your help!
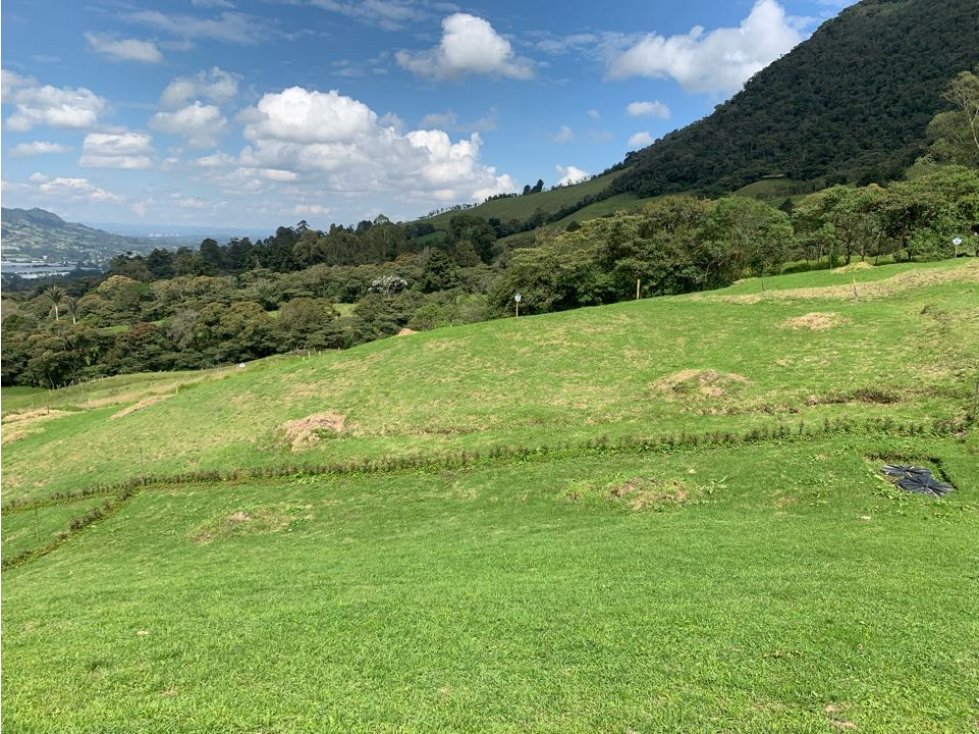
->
[1,0,855,231]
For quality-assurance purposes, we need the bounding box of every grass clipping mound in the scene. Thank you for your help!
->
[110,394,172,419]
[610,477,689,511]
[783,312,849,330]
[1,409,73,444]
[278,412,346,451]
[653,369,749,399]
[833,261,873,274]
[192,504,312,544]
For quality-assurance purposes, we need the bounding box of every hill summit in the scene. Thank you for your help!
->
[612,0,979,197]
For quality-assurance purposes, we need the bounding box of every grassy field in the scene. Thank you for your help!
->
[3,259,976,502]
[423,172,620,228]
[2,258,977,732]
[550,192,652,228]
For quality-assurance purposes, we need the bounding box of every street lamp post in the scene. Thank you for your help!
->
[953,236,963,257]
[514,292,522,318]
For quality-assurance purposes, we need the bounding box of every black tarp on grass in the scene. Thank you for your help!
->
[881,465,954,498]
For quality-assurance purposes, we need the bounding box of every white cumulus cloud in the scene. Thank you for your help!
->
[151,102,228,148]
[626,100,671,119]
[9,141,70,156]
[233,85,515,204]
[80,131,155,169]
[555,165,589,187]
[628,131,655,148]
[241,87,375,144]
[396,13,533,80]
[37,176,124,203]
[3,73,106,131]
[608,0,802,93]
[160,67,239,109]
[85,33,164,63]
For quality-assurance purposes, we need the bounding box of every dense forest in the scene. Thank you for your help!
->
[612,0,979,197]
[3,164,976,389]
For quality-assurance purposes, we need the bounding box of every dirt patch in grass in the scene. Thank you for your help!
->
[278,412,347,451]
[192,504,312,544]
[397,328,418,336]
[109,394,173,419]
[609,477,690,511]
[653,369,749,399]
[1,409,74,443]
[782,312,849,330]
[825,703,857,731]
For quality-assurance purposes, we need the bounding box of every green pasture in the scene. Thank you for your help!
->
[3,259,976,502]
[3,435,977,733]
[423,172,620,228]
[2,258,977,732]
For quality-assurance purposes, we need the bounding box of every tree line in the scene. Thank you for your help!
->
[2,165,976,388]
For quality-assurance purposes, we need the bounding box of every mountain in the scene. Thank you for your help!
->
[1,207,152,263]
[612,0,979,198]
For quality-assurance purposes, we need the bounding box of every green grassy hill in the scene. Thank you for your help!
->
[3,259,978,732]
[422,172,621,228]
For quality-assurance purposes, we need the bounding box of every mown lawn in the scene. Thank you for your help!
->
[2,435,977,733]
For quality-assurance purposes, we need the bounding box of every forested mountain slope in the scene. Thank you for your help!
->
[612,0,979,197]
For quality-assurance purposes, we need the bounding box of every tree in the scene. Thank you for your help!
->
[41,285,68,322]
[145,248,175,279]
[193,301,275,363]
[448,214,497,264]
[274,298,342,351]
[199,238,224,271]
[363,216,405,262]
[96,275,149,322]
[794,185,887,264]
[293,228,322,266]
[64,297,80,325]
[704,197,793,279]
[109,253,153,281]
[419,248,458,293]
[927,67,979,167]
[369,275,408,297]
[21,321,106,388]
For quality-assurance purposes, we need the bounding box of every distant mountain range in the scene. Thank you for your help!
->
[1,207,152,264]
[611,0,979,198]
